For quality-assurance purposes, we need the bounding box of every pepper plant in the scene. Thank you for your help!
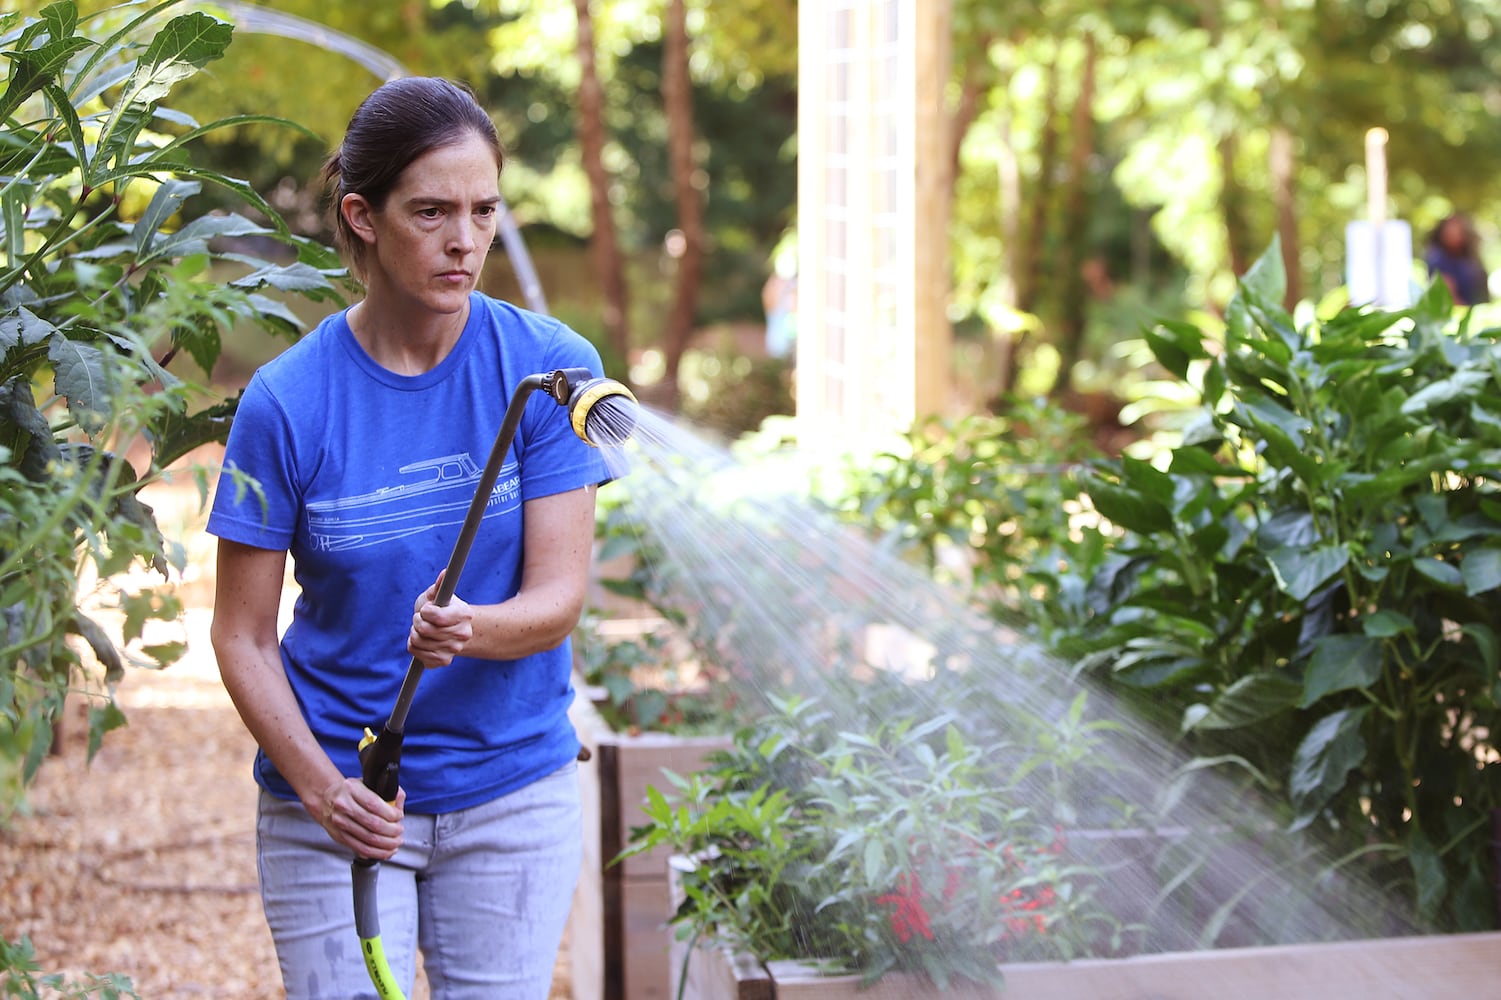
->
[626,683,1125,992]
[1,0,342,812]
[1069,242,1501,929]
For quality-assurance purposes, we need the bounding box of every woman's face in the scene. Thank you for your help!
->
[1440,218,1468,254]
[346,131,500,319]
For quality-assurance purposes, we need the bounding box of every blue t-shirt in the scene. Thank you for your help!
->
[206,293,609,813]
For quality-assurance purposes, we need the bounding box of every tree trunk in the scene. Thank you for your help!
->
[572,0,630,371]
[1198,0,1256,281]
[946,37,992,205]
[1053,32,1098,398]
[1219,134,1255,278]
[1265,0,1301,309]
[660,0,705,411]
[1269,124,1302,309]
[1016,50,1061,317]
[992,45,1024,399]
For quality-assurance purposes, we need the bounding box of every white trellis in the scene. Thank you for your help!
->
[796,0,952,442]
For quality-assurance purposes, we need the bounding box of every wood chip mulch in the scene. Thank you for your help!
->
[1,605,572,999]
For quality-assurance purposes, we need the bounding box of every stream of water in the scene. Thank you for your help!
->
[587,403,1417,961]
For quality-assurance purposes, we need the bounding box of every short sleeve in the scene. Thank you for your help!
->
[205,374,302,551]
[515,322,612,502]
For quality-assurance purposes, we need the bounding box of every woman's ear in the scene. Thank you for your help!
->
[341,193,377,246]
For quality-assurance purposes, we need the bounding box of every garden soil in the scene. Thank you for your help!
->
[0,475,572,999]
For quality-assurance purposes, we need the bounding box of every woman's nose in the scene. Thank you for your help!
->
[447,218,476,254]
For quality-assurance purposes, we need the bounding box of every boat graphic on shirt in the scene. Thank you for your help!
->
[306,452,521,552]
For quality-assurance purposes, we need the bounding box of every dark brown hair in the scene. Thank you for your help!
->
[321,77,502,276]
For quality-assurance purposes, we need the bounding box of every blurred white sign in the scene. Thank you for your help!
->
[1346,220,1413,308]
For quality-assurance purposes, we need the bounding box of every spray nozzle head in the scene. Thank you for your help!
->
[543,368,639,447]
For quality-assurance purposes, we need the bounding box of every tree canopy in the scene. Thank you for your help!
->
[41,0,1501,410]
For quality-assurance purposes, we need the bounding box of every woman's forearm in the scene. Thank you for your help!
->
[462,583,585,661]
[213,631,345,811]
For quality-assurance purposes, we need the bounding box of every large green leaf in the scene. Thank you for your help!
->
[1410,556,1463,590]
[48,333,111,433]
[122,10,232,108]
[0,22,93,122]
[1289,707,1369,830]
[1119,454,1175,507]
[1168,446,1227,476]
[0,374,59,478]
[1187,672,1303,732]
[1360,610,1414,638]
[1084,479,1173,535]
[132,177,200,255]
[147,393,237,470]
[1399,368,1490,416]
[1460,546,1501,596]
[1257,510,1316,551]
[0,305,55,352]
[1464,622,1500,677]
[68,609,122,684]
[138,211,267,262]
[1300,634,1382,707]
[1226,238,1287,344]
[1267,544,1349,601]
[1245,409,1320,483]
[93,11,231,177]
[1406,830,1447,924]
[1142,318,1208,380]
[228,260,337,296]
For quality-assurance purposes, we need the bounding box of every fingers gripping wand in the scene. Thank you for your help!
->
[351,367,637,1000]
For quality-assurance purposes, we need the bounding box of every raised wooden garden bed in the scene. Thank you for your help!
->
[670,928,1501,1000]
[569,683,732,1000]
[663,852,1501,1000]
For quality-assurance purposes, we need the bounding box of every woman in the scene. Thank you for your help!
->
[1424,213,1491,306]
[208,77,607,999]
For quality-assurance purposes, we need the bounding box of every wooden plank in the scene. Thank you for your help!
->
[571,680,733,999]
[671,935,773,1000]
[568,684,607,1000]
[766,931,1501,1000]
[619,877,674,1000]
[599,729,731,881]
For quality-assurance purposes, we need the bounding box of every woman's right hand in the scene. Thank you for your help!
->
[308,776,406,859]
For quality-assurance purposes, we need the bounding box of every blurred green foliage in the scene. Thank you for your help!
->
[0,0,341,819]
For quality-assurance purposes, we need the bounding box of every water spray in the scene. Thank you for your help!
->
[351,367,637,1000]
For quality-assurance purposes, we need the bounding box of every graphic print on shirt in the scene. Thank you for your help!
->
[306,453,521,552]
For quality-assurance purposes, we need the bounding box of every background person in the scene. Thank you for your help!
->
[208,77,607,999]
[1424,212,1491,305]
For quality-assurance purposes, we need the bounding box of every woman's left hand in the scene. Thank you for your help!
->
[408,572,475,667]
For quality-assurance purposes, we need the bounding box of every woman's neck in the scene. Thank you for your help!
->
[347,292,470,375]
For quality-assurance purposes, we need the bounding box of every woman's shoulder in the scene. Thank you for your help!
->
[470,293,601,365]
[471,293,562,337]
[250,309,350,395]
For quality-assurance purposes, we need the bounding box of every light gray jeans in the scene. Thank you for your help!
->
[256,762,581,1000]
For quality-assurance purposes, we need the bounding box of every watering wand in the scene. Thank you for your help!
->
[351,367,638,1000]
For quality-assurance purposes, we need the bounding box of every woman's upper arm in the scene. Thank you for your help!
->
[210,538,288,663]
[519,485,598,605]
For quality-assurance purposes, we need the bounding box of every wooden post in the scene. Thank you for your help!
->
[1365,127,1388,304]
[913,0,953,421]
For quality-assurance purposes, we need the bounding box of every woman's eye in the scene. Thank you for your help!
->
[418,208,442,219]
